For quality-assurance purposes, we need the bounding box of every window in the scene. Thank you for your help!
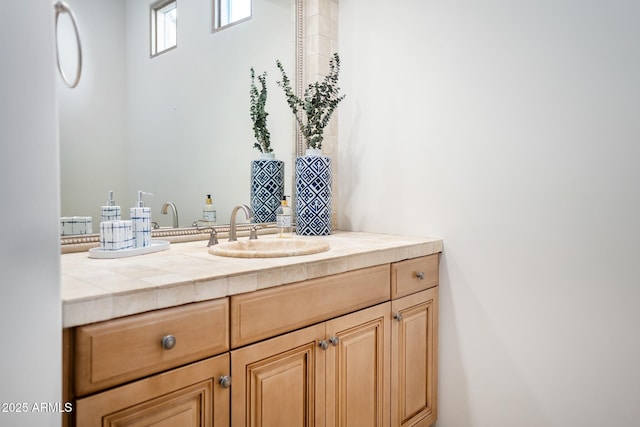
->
[151,0,177,57]
[213,0,251,32]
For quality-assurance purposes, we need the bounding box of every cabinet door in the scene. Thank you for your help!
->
[231,323,326,427]
[75,354,230,427]
[325,303,390,427]
[391,287,438,427]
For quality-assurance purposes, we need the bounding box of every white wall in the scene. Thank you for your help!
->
[339,0,640,425]
[0,1,61,426]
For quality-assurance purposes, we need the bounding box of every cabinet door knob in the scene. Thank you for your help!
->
[416,271,425,280]
[218,375,231,389]
[393,312,403,321]
[329,336,339,346]
[161,334,176,350]
[318,340,329,350]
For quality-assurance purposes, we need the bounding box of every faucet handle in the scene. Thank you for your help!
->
[207,228,218,247]
[250,226,258,240]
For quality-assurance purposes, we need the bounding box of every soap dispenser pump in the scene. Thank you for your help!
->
[131,191,153,248]
[135,191,153,207]
[276,195,292,238]
[101,190,121,221]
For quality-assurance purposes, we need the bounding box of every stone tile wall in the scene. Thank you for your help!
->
[304,0,340,229]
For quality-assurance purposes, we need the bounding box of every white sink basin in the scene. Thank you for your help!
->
[209,238,330,258]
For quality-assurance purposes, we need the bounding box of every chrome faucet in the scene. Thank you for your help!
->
[228,204,254,242]
[161,202,179,228]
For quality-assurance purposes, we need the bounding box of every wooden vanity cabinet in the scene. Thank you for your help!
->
[230,302,390,427]
[64,253,440,427]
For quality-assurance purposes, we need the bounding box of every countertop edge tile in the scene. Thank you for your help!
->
[63,296,113,328]
[194,277,229,301]
[156,282,197,308]
[110,290,159,319]
[195,277,229,301]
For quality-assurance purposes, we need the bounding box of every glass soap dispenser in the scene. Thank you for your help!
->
[202,194,217,224]
[276,195,292,238]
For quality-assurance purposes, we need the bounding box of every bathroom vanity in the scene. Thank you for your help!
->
[61,231,442,426]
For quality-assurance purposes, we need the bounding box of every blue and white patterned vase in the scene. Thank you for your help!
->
[250,153,285,223]
[295,148,332,235]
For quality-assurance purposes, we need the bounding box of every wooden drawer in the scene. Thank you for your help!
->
[391,254,439,299]
[76,353,230,427]
[75,298,229,396]
[230,264,390,348]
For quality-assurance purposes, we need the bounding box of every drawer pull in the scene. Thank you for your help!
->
[416,271,425,281]
[393,312,403,321]
[329,336,339,346]
[218,375,231,389]
[161,334,177,350]
[318,340,329,350]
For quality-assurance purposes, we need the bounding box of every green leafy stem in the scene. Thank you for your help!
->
[249,67,272,153]
[276,53,346,150]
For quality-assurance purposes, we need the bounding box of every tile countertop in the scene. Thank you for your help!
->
[61,231,443,328]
